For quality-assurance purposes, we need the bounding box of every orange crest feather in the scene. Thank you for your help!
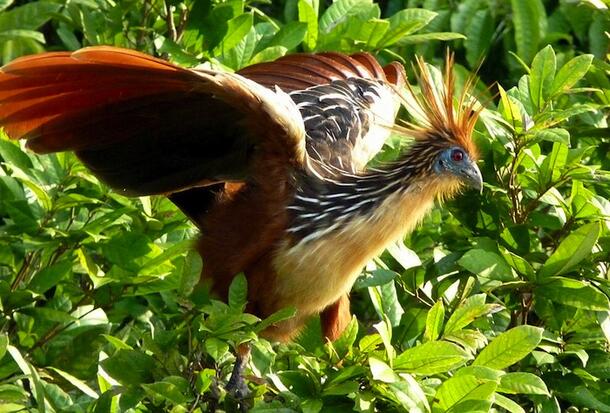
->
[397,53,482,159]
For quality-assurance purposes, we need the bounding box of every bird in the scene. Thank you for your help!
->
[0,46,483,345]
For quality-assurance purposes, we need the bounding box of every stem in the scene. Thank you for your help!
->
[27,296,92,354]
[165,1,177,42]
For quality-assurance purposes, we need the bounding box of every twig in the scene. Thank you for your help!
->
[165,1,177,42]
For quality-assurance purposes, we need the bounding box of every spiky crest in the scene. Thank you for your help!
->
[395,53,482,160]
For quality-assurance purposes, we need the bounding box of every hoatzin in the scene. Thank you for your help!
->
[0,47,483,344]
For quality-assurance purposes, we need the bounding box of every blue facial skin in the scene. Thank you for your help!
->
[434,146,483,192]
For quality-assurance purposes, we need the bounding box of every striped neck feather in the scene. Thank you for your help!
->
[288,141,456,243]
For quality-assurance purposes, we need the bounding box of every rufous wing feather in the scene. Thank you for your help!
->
[0,46,306,196]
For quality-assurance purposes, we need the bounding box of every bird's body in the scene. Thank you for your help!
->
[0,47,483,342]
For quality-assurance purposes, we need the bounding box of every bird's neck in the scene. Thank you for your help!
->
[287,142,458,244]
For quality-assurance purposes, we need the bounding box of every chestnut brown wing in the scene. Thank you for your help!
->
[0,46,305,196]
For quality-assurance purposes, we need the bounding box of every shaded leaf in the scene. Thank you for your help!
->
[535,277,610,311]
[539,222,601,277]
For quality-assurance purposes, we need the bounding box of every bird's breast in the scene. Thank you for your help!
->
[269,187,437,318]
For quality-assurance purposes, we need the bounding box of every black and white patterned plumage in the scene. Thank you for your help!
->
[285,76,411,242]
[290,77,398,174]
[287,142,441,242]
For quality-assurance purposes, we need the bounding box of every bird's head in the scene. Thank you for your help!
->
[395,53,484,195]
[433,145,483,192]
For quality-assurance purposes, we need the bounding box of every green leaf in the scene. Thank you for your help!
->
[102,335,133,350]
[319,0,375,34]
[394,341,471,375]
[101,349,155,386]
[444,329,489,352]
[373,317,395,361]
[458,249,515,281]
[445,294,501,334]
[501,250,535,280]
[0,2,61,31]
[497,84,524,129]
[424,300,445,341]
[18,177,52,211]
[179,250,203,297]
[538,141,568,187]
[269,22,307,50]
[395,32,465,45]
[102,232,151,272]
[498,372,550,395]
[301,399,323,413]
[331,316,358,358]
[531,128,570,146]
[551,54,594,96]
[494,393,526,413]
[387,242,421,271]
[369,357,396,383]
[454,365,505,381]
[217,13,253,53]
[529,45,556,111]
[140,239,192,272]
[204,337,229,362]
[385,374,430,412]
[49,367,99,399]
[142,380,187,404]
[473,325,543,369]
[28,260,72,294]
[255,307,296,333]
[0,333,7,361]
[347,18,389,47]
[228,273,248,311]
[354,269,397,289]
[0,29,44,43]
[535,277,610,311]
[378,8,436,47]
[464,9,494,67]
[0,0,13,13]
[221,25,257,69]
[368,280,404,327]
[0,138,32,170]
[8,345,46,412]
[435,374,497,411]
[539,222,601,277]
[249,45,288,64]
[298,0,318,51]
[511,0,544,63]
[154,35,200,67]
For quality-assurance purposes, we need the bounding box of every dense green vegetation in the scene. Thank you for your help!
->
[0,0,608,411]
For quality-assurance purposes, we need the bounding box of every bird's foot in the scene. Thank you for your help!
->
[225,343,252,411]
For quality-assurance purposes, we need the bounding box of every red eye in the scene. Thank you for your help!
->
[451,149,464,162]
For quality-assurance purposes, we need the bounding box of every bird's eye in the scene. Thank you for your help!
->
[451,149,464,162]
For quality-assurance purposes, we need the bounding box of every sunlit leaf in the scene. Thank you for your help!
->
[473,326,543,369]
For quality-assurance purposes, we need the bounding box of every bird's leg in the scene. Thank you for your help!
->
[320,294,351,341]
[226,342,252,408]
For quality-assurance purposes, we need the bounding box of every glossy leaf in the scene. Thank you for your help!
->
[539,222,601,277]
[424,300,445,341]
[535,277,610,311]
[458,249,515,281]
[394,341,471,375]
[473,326,543,369]
[551,54,594,96]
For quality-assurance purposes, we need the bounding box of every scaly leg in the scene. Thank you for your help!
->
[226,342,252,410]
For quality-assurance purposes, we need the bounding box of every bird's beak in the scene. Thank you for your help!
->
[460,161,483,193]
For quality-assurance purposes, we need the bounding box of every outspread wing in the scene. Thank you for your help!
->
[239,53,406,172]
[0,46,305,196]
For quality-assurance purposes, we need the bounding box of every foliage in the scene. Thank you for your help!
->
[0,0,608,412]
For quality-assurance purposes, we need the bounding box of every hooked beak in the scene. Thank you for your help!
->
[460,161,483,193]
